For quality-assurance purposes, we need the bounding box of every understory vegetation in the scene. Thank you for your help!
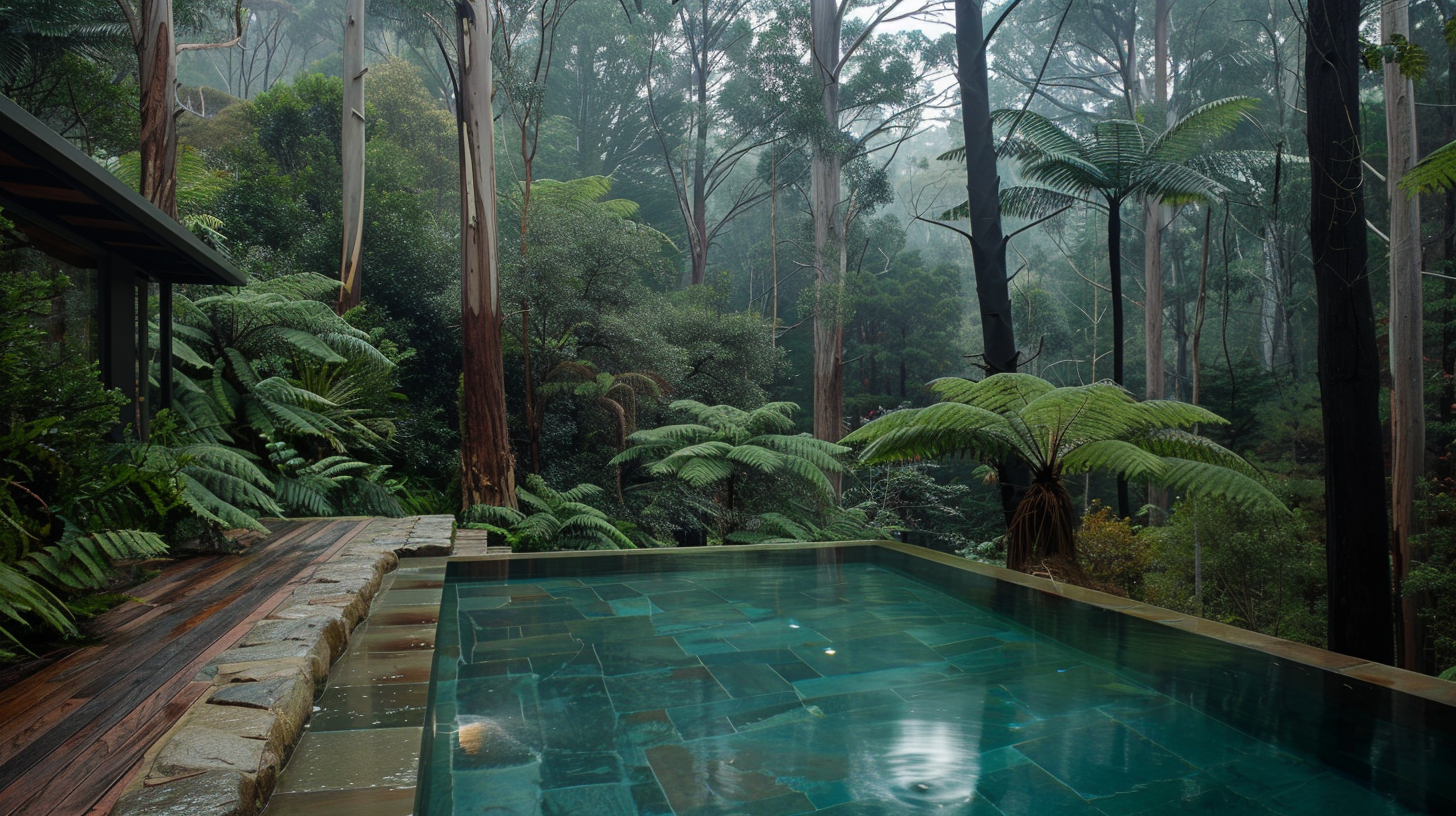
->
[2,0,1454,677]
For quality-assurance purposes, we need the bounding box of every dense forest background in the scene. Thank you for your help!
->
[2,0,1455,677]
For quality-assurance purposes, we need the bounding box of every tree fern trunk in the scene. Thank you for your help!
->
[1007,478,1075,571]
[1306,0,1393,663]
[1108,199,1131,518]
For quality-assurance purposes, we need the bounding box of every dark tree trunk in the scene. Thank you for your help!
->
[1107,198,1131,518]
[1006,478,1075,572]
[1306,0,1393,663]
[137,0,178,219]
[957,0,1029,527]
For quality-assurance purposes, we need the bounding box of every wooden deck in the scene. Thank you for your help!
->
[0,518,374,816]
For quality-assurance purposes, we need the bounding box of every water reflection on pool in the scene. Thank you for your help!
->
[415,546,1454,815]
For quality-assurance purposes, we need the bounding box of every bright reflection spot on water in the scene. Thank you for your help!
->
[850,713,982,808]
[823,648,836,655]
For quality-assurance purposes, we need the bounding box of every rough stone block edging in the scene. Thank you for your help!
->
[110,514,455,816]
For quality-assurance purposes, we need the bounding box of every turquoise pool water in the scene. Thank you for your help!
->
[416,546,1454,815]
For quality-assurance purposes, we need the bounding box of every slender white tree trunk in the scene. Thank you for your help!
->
[810,0,844,459]
[338,0,366,312]
[1383,0,1425,671]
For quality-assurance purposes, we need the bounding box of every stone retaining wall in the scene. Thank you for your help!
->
[111,514,455,816]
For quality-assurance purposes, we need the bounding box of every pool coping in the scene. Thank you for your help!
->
[445,539,1456,711]
[109,514,455,816]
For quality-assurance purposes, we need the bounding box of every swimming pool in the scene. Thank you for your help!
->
[415,543,1455,815]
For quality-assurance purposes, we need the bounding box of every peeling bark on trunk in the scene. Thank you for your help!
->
[458,0,518,511]
[338,0,366,313]
[1307,0,1394,663]
[1382,0,1427,673]
[137,0,178,219]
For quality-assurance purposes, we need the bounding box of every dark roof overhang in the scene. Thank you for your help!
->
[0,93,244,286]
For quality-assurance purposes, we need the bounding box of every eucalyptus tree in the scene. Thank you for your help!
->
[844,374,1286,573]
[337,0,365,313]
[115,0,245,217]
[455,0,517,510]
[804,0,952,464]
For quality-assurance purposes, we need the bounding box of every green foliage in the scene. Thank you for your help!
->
[1076,504,1148,596]
[463,475,636,552]
[1360,34,1428,80]
[1401,138,1456,195]
[1143,497,1325,646]
[1405,489,1456,676]
[0,273,176,652]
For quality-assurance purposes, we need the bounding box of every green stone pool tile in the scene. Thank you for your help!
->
[719,627,833,652]
[652,604,752,637]
[263,786,417,816]
[905,621,1005,648]
[622,577,704,595]
[465,600,586,629]
[596,635,699,675]
[701,647,802,666]
[814,800,1005,816]
[974,760,1103,816]
[538,675,616,752]
[792,631,945,676]
[374,587,444,607]
[947,641,1075,675]
[528,646,601,678]
[607,596,665,617]
[329,649,435,686]
[455,673,543,726]
[473,632,581,662]
[308,682,430,731]
[678,635,737,655]
[449,761,542,816]
[458,595,512,610]
[631,775,677,816]
[275,727,424,793]
[615,708,682,766]
[545,586,605,603]
[1202,750,1363,802]
[998,665,1159,719]
[800,617,907,641]
[561,613,655,642]
[460,656,534,678]
[591,582,644,600]
[645,742,816,816]
[1015,719,1199,799]
[540,782,637,815]
[979,746,1032,775]
[727,601,782,622]
[791,662,962,699]
[1091,777,1274,816]
[353,623,436,654]
[574,599,618,618]
[370,604,441,627]
[771,659,820,683]
[802,687,903,716]
[604,665,732,712]
[457,583,548,598]
[935,636,1005,658]
[1106,700,1266,769]
[708,661,795,698]
[1263,772,1416,816]
[665,691,803,740]
[539,749,624,789]
[648,587,732,611]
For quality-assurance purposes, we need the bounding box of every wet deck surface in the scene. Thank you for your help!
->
[0,518,374,816]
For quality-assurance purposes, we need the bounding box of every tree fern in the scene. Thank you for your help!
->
[843,373,1285,572]
[463,475,634,552]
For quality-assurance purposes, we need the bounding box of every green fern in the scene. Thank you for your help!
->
[843,373,1285,572]
[463,475,634,552]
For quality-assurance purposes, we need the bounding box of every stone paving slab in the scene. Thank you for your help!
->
[111,514,454,816]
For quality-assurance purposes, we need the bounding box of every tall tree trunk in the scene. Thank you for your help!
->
[956,0,1017,374]
[770,157,778,345]
[1382,0,1426,672]
[1143,0,1169,401]
[337,0,366,313]
[458,0,518,511]
[1108,198,1131,517]
[137,0,178,219]
[810,0,845,461]
[957,0,1026,528]
[689,0,710,286]
[1306,0,1394,663]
